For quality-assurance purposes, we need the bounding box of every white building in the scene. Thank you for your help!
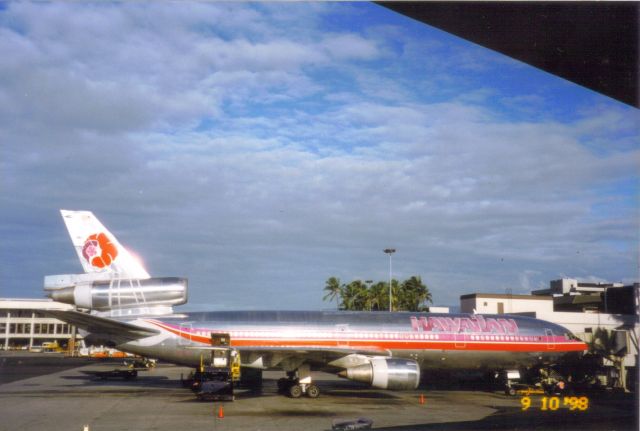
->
[532,278,624,296]
[460,293,554,314]
[0,298,80,351]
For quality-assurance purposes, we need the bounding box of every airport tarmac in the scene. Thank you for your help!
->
[0,352,636,431]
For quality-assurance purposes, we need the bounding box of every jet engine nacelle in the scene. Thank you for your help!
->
[47,277,187,311]
[340,358,420,390]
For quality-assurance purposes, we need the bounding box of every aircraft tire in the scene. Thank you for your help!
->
[306,384,320,398]
[288,384,303,398]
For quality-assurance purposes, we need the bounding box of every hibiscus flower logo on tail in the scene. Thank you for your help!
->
[82,233,118,269]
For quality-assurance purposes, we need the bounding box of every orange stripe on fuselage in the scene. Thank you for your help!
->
[230,338,585,352]
[145,320,587,353]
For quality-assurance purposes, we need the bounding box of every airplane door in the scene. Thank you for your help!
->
[455,330,466,349]
[210,333,231,367]
[545,328,555,350]
[178,322,193,346]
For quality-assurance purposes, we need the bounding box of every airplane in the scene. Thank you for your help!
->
[43,210,588,398]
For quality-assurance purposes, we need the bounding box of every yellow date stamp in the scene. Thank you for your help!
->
[520,396,589,411]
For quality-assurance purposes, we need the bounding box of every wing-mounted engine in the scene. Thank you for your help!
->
[338,357,420,390]
[45,274,187,317]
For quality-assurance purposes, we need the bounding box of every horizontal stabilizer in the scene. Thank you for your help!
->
[41,309,159,342]
[44,273,113,289]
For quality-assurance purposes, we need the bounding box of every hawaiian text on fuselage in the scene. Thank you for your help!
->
[410,316,519,334]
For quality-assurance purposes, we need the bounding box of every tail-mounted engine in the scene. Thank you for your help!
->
[339,357,420,390]
[45,274,187,316]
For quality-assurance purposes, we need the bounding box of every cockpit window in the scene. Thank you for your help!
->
[564,332,580,341]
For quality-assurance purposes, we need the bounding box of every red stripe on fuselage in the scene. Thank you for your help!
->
[145,320,587,353]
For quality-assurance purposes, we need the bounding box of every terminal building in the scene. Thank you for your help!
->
[461,279,639,388]
[0,298,81,351]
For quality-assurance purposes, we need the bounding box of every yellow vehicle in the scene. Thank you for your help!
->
[41,341,64,353]
[231,350,241,381]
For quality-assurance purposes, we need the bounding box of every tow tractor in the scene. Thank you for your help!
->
[87,368,139,380]
[501,368,567,396]
[500,370,524,396]
[83,356,157,381]
[189,333,240,401]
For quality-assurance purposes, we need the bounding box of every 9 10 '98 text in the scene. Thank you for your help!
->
[520,396,589,411]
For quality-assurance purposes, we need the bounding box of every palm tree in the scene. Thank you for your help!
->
[369,281,397,311]
[399,276,432,311]
[323,277,343,310]
[341,280,369,311]
[588,327,628,391]
[351,281,374,311]
[323,275,433,312]
[369,282,387,311]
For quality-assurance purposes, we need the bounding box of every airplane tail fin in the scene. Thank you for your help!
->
[60,210,150,279]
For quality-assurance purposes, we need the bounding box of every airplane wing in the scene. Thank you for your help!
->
[234,345,390,357]
[183,345,390,359]
[233,345,392,372]
[41,309,159,342]
[183,344,391,371]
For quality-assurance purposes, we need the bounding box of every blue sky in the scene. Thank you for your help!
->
[0,2,638,310]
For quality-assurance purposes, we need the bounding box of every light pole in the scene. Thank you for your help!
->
[383,248,396,311]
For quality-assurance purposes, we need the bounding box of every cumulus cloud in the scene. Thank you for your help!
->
[0,2,637,308]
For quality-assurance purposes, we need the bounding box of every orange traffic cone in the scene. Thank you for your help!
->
[217,405,224,419]
[419,394,425,405]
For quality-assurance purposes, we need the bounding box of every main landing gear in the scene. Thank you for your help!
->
[277,368,320,398]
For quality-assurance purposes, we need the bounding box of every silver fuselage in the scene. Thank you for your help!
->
[101,310,586,372]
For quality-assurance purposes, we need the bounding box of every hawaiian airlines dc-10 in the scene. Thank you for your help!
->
[43,210,587,398]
